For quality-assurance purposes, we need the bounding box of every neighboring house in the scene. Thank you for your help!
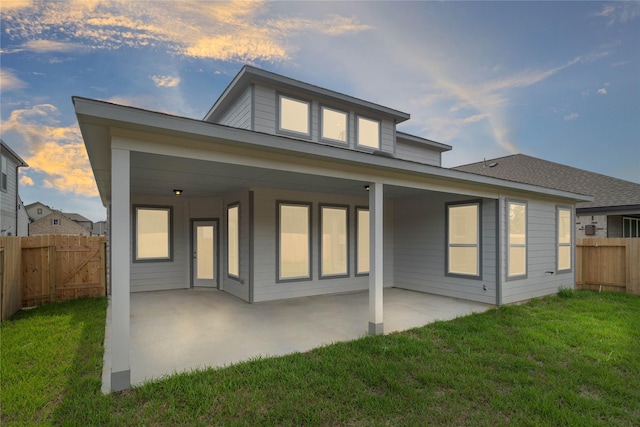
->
[25,201,54,222]
[1,139,28,236]
[74,65,591,391]
[93,220,108,235]
[29,211,92,236]
[454,154,640,238]
[17,196,29,236]
[25,202,95,235]
[63,212,94,231]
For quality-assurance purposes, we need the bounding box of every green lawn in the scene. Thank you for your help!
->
[2,290,639,426]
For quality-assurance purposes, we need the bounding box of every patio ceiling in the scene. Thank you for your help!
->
[130,151,428,199]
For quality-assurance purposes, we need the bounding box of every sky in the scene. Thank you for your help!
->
[1,1,639,222]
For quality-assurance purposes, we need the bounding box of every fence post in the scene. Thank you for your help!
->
[48,246,56,303]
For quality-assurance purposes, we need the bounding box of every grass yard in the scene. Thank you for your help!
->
[1,290,639,426]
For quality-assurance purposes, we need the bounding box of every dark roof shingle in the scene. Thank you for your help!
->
[453,154,640,210]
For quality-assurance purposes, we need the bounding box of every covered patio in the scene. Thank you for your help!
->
[102,288,490,391]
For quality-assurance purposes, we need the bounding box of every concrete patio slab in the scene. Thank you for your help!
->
[102,288,491,392]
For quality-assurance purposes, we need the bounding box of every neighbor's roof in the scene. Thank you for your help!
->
[63,213,92,223]
[453,154,640,210]
[0,139,28,167]
[204,65,411,124]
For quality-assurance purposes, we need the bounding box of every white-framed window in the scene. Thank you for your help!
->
[277,202,311,281]
[37,208,43,214]
[1,155,7,192]
[623,217,640,238]
[278,94,310,136]
[557,207,572,272]
[320,205,348,277]
[227,204,239,278]
[446,201,481,277]
[356,207,369,275]
[507,201,527,278]
[320,106,348,143]
[134,206,172,262]
[52,218,60,226]
[356,116,380,149]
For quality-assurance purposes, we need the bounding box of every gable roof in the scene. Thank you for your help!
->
[453,154,640,210]
[1,139,28,167]
[63,213,92,223]
[204,65,411,124]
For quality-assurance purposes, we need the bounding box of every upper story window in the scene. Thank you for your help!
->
[321,106,347,143]
[278,94,310,136]
[1,155,7,192]
[356,116,380,150]
[52,218,60,226]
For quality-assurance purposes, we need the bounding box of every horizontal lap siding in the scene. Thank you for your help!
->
[393,193,497,304]
[216,87,252,129]
[253,85,276,134]
[395,141,441,166]
[130,196,222,293]
[251,187,391,302]
[501,200,573,304]
[1,155,19,234]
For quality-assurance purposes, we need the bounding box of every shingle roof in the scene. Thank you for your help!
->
[453,154,640,210]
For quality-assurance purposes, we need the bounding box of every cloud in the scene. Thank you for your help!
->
[564,113,579,121]
[22,39,87,53]
[598,88,607,95]
[594,2,640,25]
[20,174,34,186]
[611,61,629,67]
[2,104,98,197]
[1,68,28,91]
[0,0,371,63]
[151,75,181,88]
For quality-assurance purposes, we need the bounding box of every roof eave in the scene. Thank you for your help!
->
[74,97,592,205]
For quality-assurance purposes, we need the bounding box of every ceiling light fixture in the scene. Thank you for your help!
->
[173,189,183,196]
[364,185,370,191]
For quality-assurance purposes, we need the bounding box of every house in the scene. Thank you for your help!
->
[73,65,591,391]
[1,139,28,236]
[25,202,95,235]
[453,154,640,238]
[29,211,92,236]
[92,220,108,236]
[17,196,29,236]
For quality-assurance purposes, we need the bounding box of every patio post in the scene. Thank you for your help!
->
[110,147,131,391]
[369,182,383,335]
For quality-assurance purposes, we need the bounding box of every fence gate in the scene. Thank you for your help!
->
[22,235,107,307]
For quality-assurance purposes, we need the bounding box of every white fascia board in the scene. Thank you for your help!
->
[73,97,593,204]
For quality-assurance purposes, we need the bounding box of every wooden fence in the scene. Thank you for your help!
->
[1,235,107,321]
[0,237,23,321]
[576,238,640,295]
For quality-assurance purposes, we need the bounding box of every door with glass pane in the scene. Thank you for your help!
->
[192,220,217,287]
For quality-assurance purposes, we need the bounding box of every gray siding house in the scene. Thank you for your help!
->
[1,139,28,236]
[454,154,640,238]
[74,66,591,391]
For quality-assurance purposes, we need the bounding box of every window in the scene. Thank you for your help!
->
[227,204,239,278]
[1,155,7,191]
[278,94,310,136]
[356,208,369,275]
[557,207,572,271]
[447,201,481,277]
[320,205,348,277]
[134,206,172,262]
[321,106,347,143]
[37,208,43,214]
[623,217,640,238]
[507,201,527,278]
[52,218,60,226]
[356,116,380,149]
[278,202,311,281]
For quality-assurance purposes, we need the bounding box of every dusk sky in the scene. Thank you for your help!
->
[1,1,639,222]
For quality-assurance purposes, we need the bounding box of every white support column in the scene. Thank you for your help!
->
[369,182,384,335]
[110,147,131,391]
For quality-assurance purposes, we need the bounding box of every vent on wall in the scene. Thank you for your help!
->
[585,224,596,235]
